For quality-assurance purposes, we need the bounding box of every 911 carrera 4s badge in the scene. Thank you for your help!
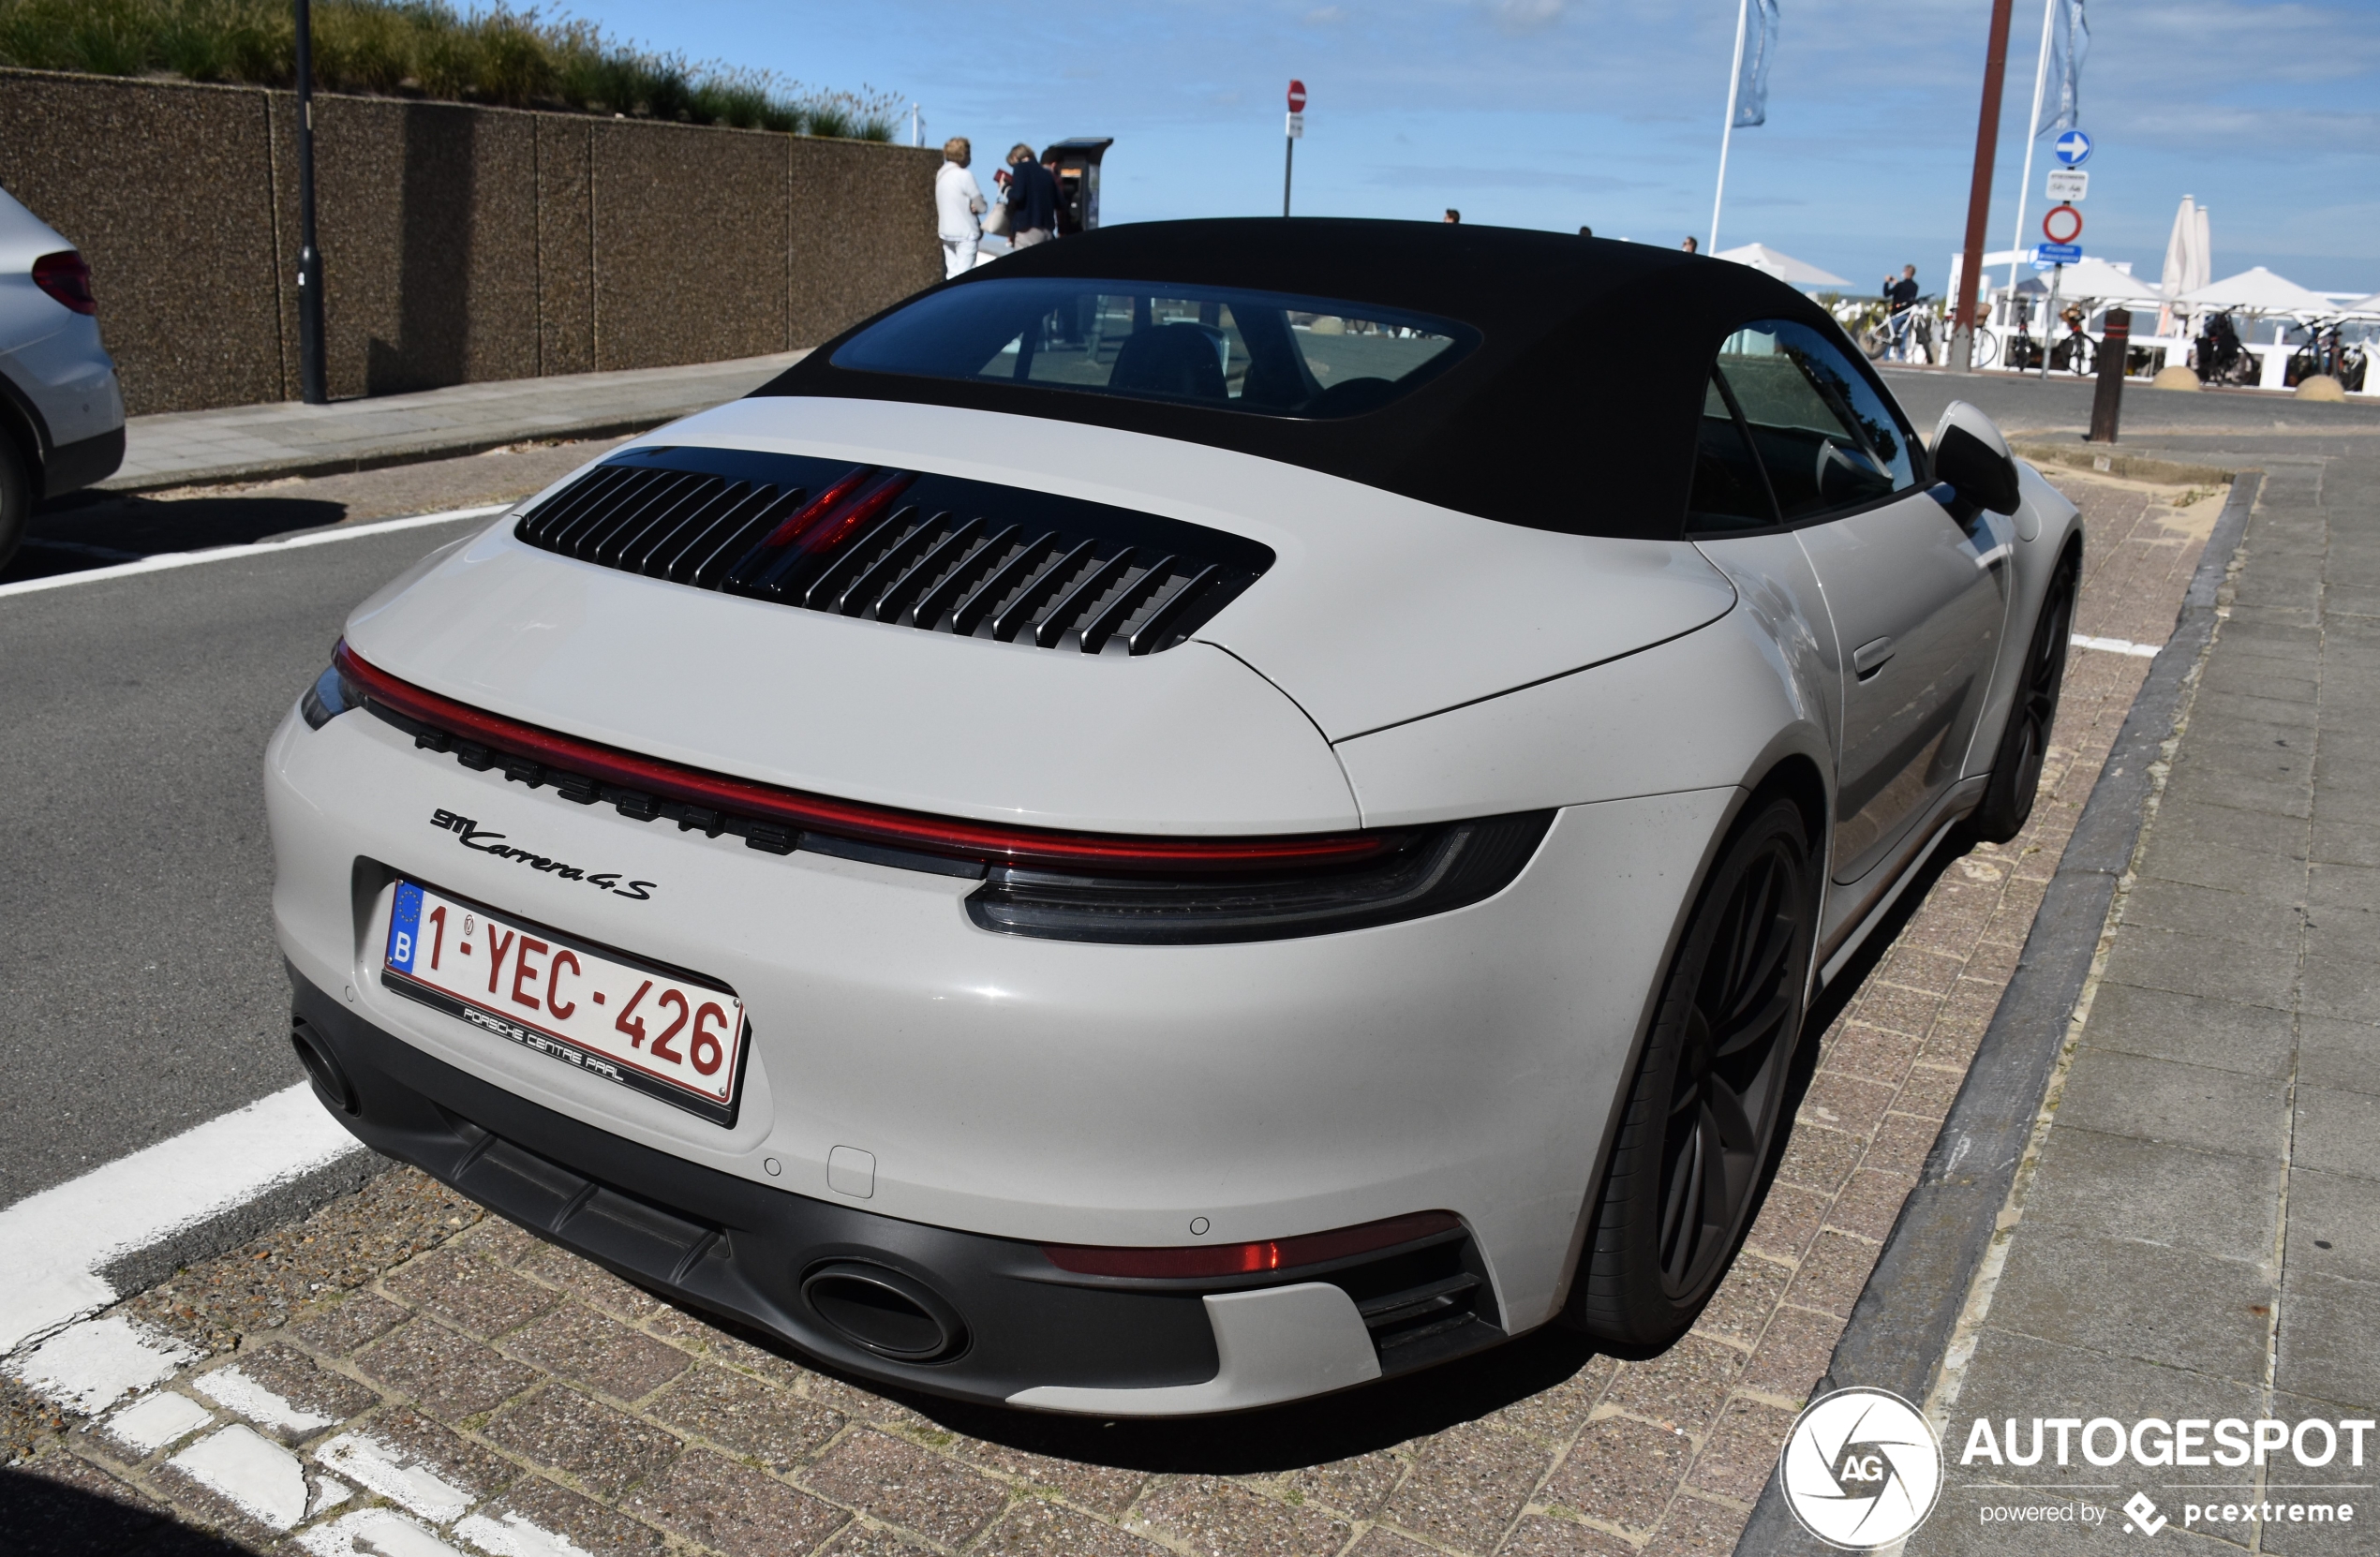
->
[429,808,657,900]
[382,878,746,1126]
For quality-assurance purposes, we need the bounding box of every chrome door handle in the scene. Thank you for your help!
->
[1852,636,1896,680]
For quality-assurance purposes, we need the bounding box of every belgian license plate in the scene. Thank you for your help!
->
[381,880,747,1126]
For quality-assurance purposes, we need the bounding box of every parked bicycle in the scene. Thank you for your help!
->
[1859,296,1937,363]
[2285,322,2369,391]
[2194,312,2260,387]
[2047,304,2097,376]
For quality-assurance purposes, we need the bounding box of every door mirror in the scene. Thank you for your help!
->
[1930,401,2023,518]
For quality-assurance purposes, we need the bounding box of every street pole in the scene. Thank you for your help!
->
[2004,0,2056,304]
[1947,0,2016,374]
[1709,0,1749,254]
[1283,132,1294,218]
[2039,261,2061,380]
[293,0,327,405]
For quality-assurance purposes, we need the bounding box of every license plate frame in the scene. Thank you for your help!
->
[380,878,749,1128]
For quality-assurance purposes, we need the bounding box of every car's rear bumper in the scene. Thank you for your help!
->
[44,423,123,497]
[289,967,1510,1413]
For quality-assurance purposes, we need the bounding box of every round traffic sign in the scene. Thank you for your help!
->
[1287,79,1307,111]
[2053,129,2092,167]
[2042,203,2084,245]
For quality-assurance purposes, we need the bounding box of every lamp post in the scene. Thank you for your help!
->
[1947,0,2016,373]
[293,0,327,405]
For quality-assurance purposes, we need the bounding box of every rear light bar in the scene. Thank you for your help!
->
[333,643,1405,877]
[1042,1211,1463,1281]
[31,251,97,316]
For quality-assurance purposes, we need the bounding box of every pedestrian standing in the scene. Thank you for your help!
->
[1004,143,1059,249]
[1443,209,1461,224]
[1578,225,1594,238]
[1681,235,1699,253]
[1882,264,1920,360]
[936,137,987,279]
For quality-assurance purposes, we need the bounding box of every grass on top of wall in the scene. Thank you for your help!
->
[0,0,900,138]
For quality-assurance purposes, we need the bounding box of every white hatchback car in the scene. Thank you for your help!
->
[0,185,126,571]
[270,220,2076,1415]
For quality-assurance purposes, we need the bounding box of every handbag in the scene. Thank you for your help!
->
[983,198,1012,238]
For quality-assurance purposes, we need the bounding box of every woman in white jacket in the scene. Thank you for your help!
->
[936,139,988,279]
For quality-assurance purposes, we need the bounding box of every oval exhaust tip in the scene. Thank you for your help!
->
[290,1018,360,1115]
[801,1261,966,1362]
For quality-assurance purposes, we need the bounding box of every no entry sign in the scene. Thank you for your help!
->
[1287,80,1307,111]
[2042,203,2084,245]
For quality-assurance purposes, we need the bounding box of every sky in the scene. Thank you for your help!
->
[568,0,2380,298]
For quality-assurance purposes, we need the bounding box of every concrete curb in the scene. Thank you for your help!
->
[91,412,678,495]
[2010,439,2238,489]
[1732,468,2265,1554]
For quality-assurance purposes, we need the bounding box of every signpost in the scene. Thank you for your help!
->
[2045,168,2088,202]
[1284,80,1306,217]
[2033,242,2083,266]
[292,0,327,405]
[2042,202,2084,245]
[2053,127,2093,166]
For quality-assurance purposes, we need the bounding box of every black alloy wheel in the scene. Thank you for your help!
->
[1971,549,2079,844]
[1568,796,1817,1347]
[0,433,27,576]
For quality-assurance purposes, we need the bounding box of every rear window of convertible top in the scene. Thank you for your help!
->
[830,277,1480,421]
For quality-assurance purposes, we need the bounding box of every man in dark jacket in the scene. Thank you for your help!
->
[1004,145,1060,248]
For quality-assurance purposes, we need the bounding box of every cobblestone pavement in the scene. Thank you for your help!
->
[2,471,2222,1557]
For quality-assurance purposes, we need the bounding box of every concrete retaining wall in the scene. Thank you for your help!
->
[0,68,941,414]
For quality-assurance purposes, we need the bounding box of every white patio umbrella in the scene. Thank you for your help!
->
[1714,243,1850,288]
[2158,197,2211,334]
[2337,291,2380,319]
[2041,257,2165,305]
[2176,266,2334,318]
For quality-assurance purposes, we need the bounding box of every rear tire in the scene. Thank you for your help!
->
[1971,549,2078,844]
[0,434,27,576]
[1566,796,1817,1348]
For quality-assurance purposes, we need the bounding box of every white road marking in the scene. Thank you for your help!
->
[10,1314,201,1414]
[166,1423,312,1530]
[317,1430,477,1522]
[454,1510,601,1557]
[0,1082,364,1355]
[192,1362,336,1434]
[2071,632,2164,658]
[0,503,509,601]
[103,1389,215,1454]
[300,1508,469,1557]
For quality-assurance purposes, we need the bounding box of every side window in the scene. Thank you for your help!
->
[1687,376,1778,533]
[1717,320,1919,521]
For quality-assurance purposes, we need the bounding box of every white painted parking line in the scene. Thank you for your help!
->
[167,1422,315,1530]
[0,503,509,601]
[102,1389,216,1454]
[2071,632,2164,658]
[0,1082,364,1354]
[10,1314,200,1414]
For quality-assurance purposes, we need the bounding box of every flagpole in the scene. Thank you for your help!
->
[2003,0,2057,304]
[1710,0,1749,253]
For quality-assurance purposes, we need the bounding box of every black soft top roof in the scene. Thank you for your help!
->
[752,217,1860,541]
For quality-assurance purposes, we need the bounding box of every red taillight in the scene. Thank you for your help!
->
[332,643,1406,876]
[31,250,97,316]
[760,465,877,549]
[1042,1211,1462,1280]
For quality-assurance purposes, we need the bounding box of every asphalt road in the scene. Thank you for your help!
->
[3,371,2372,1214]
[0,441,626,1209]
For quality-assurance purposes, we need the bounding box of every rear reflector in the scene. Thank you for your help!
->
[1042,1211,1463,1280]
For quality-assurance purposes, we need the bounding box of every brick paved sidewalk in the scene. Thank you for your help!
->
[97,353,804,494]
[1904,449,2380,1554]
[1,471,2221,1557]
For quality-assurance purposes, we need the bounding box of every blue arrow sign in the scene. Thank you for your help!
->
[2053,129,2092,167]
[2033,242,2084,267]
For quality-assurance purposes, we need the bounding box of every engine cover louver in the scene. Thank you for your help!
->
[512,446,1274,656]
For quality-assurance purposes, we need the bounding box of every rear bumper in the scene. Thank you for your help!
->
[44,423,123,497]
[290,968,1509,1414]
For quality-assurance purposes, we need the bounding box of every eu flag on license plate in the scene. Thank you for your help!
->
[388,882,424,972]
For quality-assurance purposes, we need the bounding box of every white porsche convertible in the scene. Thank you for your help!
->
[270,219,2076,1415]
